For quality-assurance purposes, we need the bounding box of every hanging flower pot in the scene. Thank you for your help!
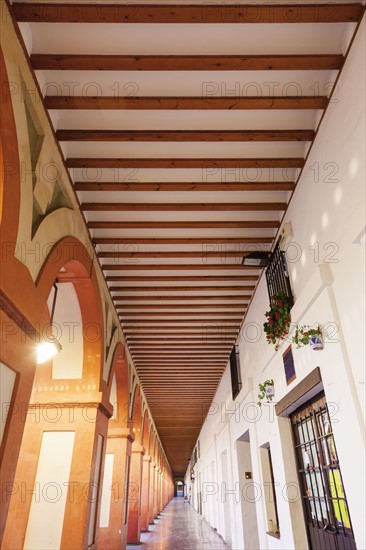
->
[309,334,324,351]
[258,379,275,407]
[292,324,323,351]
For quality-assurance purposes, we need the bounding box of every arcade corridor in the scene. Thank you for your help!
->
[1,1,365,549]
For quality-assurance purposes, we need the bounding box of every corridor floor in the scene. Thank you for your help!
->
[127,498,231,549]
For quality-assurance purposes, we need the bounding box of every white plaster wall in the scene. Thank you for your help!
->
[188,16,366,550]
[23,431,75,550]
[50,282,84,379]
[109,373,118,419]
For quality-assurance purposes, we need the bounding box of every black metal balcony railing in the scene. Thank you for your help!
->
[265,242,294,307]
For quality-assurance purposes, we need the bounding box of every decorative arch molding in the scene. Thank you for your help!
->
[106,342,129,429]
[31,236,105,390]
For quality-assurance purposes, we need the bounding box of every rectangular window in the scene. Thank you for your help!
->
[260,443,280,537]
[283,346,296,385]
[230,345,242,400]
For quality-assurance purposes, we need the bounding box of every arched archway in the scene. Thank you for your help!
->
[2,238,108,550]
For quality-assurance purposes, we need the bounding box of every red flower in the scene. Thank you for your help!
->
[276,312,280,320]
[277,300,283,307]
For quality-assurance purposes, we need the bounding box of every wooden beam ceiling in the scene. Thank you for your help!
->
[15,0,364,477]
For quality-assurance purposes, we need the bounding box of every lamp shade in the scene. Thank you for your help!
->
[242,251,271,267]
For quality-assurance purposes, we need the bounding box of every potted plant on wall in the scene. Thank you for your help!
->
[292,325,323,351]
[263,292,292,351]
[257,379,275,407]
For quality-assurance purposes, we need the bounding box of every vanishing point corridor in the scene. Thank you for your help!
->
[127,499,230,550]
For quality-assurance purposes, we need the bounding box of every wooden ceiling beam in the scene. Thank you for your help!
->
[91,221,280,229]
[100,250,264,258]
[45,96,328,110]
[104,263,256,270]
[140,381,222,384]
[111,285,256,292]
[69,158,302,169]
[76,182,295,192]
[127,336,237,340]
[135,361,226,364]
[131,347,231,351]
[120,313,243,318]
[13,3,364,24]
[107,275,258,282]
[32,54,343,71]
[115,295,250,301]
[135,353,230,357]
[135,364,226,368]
[138,368,223,376]
[86,202,285,213]
[60,129,314,142]
[122,320,241,324]
[128,340,233,352]
[118,306,246,312]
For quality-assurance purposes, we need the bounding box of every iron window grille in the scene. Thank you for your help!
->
[265,241,294,307]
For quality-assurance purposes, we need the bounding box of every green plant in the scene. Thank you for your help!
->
[263,292,292,351]
[257,379,274,407]
[292,325,322,348]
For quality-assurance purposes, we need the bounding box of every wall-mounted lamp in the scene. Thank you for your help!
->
[37,282,62,364]
[242,251,271,268]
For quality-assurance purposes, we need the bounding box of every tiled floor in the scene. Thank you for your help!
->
[127,498,231,549]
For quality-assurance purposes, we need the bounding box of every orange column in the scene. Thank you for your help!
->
[2,403,110,550]
[127,444,144,544]
[162,475,166,508]
[157,469,162,514]
[148,461,156,525]
[153,465,159,519]
[140,454,151,532]
[98,428,134,549]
